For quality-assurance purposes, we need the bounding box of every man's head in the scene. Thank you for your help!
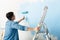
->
[6,12,15,21]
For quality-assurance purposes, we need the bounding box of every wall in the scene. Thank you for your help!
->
[0,0,60,40]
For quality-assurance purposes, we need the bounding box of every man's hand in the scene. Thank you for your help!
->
[18,16,25,23]
[21,16,25,20]
[34,27,40,32]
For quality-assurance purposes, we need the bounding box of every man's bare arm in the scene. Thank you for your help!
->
[27,27,40,31]
[18,16,25,23]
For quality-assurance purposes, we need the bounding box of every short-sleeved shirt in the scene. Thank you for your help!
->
[4,20,27,40]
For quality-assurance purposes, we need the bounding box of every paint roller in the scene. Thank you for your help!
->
[21,11,30,26]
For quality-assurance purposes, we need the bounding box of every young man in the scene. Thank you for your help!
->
[4,12,40,40]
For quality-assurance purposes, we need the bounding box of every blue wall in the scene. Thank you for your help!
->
[19,0,60,40]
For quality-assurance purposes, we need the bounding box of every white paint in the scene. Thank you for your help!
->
[0,0,46,28]
[40,0,44,3]
[0,0,22,28]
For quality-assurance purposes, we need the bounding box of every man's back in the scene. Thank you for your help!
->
[4,20,19,40]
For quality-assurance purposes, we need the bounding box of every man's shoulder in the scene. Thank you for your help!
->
[6,20,13,24]
[6,20,18,24]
